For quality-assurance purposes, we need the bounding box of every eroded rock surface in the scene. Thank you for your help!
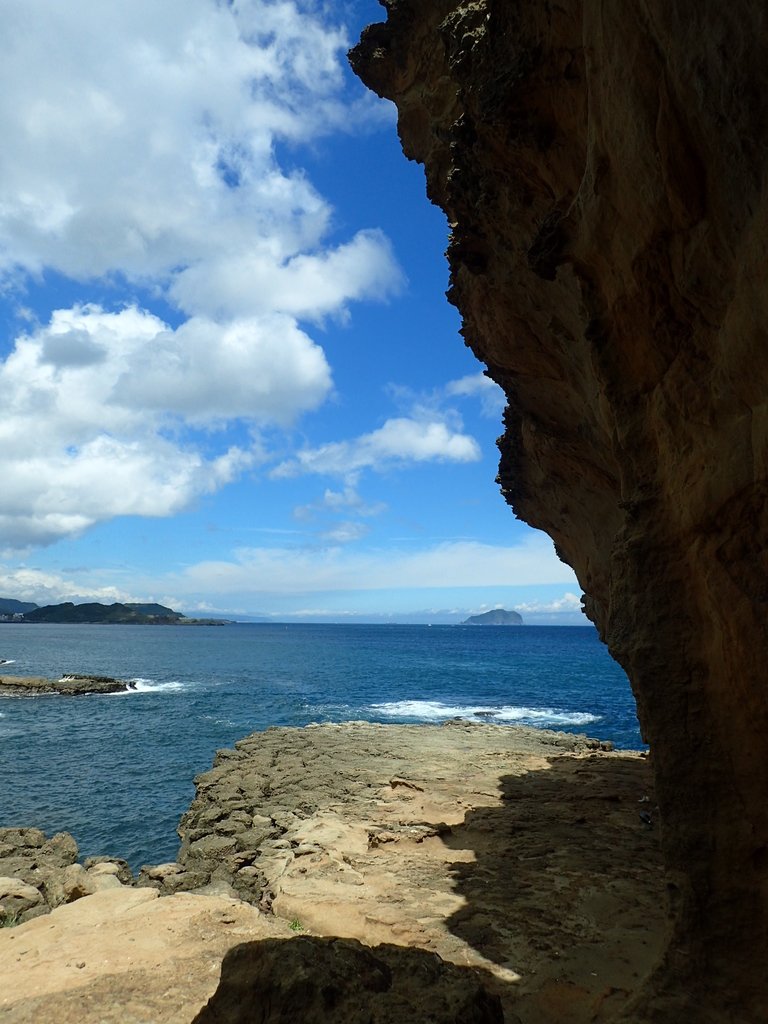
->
[351,4,768,1020]
[175,721,665,1022]
[0,827,132,923]
[0,887,292,1024]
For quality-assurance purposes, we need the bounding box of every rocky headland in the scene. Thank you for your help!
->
[0,721,665,1023]
[1,600,232,625]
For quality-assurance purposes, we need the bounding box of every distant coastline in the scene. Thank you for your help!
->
[0,598,231,626]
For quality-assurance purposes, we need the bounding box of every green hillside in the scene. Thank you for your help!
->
[23,602,184,624]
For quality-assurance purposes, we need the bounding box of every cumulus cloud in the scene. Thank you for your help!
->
[0,565,137,606]
[273,418,481,479]
[0,1,402,549]
[0,0,393,299]
[170,229,403,322]
[0,303,333,546]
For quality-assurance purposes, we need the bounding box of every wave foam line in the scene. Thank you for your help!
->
[112,678,186,695]
[371,700,600,727]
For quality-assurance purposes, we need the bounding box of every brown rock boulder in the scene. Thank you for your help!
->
[192,936,503,1024]
[0,828,131,918]
[0,877,44,924]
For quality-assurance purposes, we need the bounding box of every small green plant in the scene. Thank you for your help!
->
[288,917,303,932]
[0,911,19,929]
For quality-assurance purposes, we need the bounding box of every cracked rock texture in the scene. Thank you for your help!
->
[175,721,665,1023]
[351,2,768,1021]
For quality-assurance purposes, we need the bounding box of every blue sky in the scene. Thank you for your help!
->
[0,0,586,624]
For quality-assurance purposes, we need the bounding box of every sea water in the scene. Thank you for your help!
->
[0,622,641,869]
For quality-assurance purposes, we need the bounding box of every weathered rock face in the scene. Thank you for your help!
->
[175,721,666,1022]
[0,828,132,923]
[351,3,768,1020]
[192,937,503,1024]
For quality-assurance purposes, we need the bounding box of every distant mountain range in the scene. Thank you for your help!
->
[461,609,523,626]
[0,599,229,625]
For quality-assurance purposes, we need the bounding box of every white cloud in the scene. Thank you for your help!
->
[0,303,332,547]
[319,521,371,544]
[273,418,481,479]
[0,3,403,549]
[0,565,137,606]
[294,487,387,522]
[170,228,403,322]
[445,373,506,417]
[170,533,576,595]
[0,0,392,300]
[514,592,585,614]
[110,311,332,426]
[0,537,581,612]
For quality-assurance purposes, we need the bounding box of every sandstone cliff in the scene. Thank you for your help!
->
[351,3,768,1021]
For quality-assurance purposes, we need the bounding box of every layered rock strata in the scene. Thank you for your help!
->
[351,3,768,1019]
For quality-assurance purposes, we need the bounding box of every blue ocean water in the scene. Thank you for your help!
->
[0,622,641,869]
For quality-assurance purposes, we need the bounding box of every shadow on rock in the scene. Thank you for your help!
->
[192,935,503,1024]
[442,754,668,1021]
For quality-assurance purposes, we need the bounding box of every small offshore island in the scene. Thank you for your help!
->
[461,608,523,626]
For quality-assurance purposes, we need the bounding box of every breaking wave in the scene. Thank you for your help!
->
[370,699,600,728]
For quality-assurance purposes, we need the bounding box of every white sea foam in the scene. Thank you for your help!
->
[112,677,186,695]
[371,699,600,727]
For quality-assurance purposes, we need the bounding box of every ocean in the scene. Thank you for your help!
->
[0,622,642,870]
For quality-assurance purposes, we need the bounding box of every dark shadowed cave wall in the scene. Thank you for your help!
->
[352,2,768,1021]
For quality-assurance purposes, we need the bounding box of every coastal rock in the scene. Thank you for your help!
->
[0,827,132,918]
[172,721,665,1021]
[44,862,124,904]
[192,936,503,1024]
[351,4,768,1018]
[0,877,44,924]
[0,674,133,696]
[83,855,134,885]
[0,887,294,1024]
